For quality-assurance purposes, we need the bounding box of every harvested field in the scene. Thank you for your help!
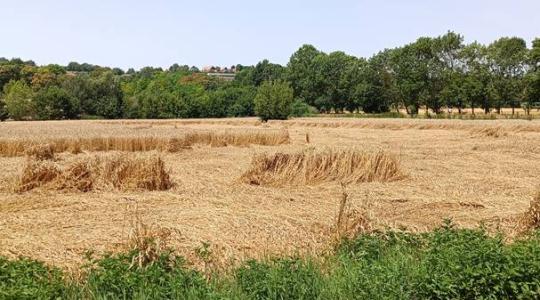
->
[0,117,539,270]
[281,117,540,132]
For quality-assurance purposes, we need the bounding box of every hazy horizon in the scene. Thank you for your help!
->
[2,0,539,70]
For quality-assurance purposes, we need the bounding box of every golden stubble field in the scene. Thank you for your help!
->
[0,117,539,270]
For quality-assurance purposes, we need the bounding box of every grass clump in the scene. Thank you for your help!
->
[241,148,403,186]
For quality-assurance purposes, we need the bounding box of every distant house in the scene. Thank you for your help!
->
[203,65,237,81]
[207,72,236,81]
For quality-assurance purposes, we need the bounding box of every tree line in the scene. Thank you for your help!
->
[1,31,539,121]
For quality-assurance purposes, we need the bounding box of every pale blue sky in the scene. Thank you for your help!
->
[1,0,539,70]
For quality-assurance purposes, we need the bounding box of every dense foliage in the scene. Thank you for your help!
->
[2,225,540,299]
[1,32,540,121]
[254,80,294,121]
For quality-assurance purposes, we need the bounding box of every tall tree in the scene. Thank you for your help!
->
[434,31,465,113]
[487,37,528,114]
[461,42,492,114]
[287,44,323,104]
[360,50,397,113]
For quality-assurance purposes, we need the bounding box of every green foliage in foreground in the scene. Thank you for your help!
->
[2,225,540,299]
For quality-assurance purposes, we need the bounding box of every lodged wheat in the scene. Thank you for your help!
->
[0,130,290,157]
[240,148,404,186]
[14,153,173,192]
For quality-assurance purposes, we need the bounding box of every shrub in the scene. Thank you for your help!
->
[254,80,294,121]
[328,232,425,299]
[2,80,34,120]
[333,224,540,299]
[235,258,323,300]
[34,86,78,120]
[84,251,217,299]
[289,98,318,117]
[0,257,67,299]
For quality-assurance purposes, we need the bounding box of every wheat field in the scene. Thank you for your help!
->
[0,117,539,269]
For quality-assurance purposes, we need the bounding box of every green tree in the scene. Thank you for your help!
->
[529,38,540,72]
[434,31,465,113]
[0,62,23,91]
[254,80,294,121]
[461,42,492,114]
[236,60,285,87]
[287,45,324,104]
[487,37,528,114]
[359,50,396,113]
[3,80,34,120]
[0,96,7,121]
[34,86,77,120]
[523,38,540,114]
[390,44,426,115]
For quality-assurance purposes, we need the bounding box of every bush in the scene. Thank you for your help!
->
[84,251,218,299]
[290,98,318,117]
[254,80,294,121]
[34,86,78,120]
[235,258,323,300]
[334,223,540,299]
[0,257,67,299]
[2,80,34,120]
[415,225,540,299]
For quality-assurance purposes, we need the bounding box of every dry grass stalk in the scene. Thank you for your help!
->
[14,153,173,193]
[240,148,404,186]
[333,184,372,242]
[516,191,540,233]
[0,130,290,157]
[305,132,310,144]
[24,144,55,160]
[127,215,173,268]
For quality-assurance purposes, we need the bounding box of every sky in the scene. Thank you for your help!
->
[1,0,539,70]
